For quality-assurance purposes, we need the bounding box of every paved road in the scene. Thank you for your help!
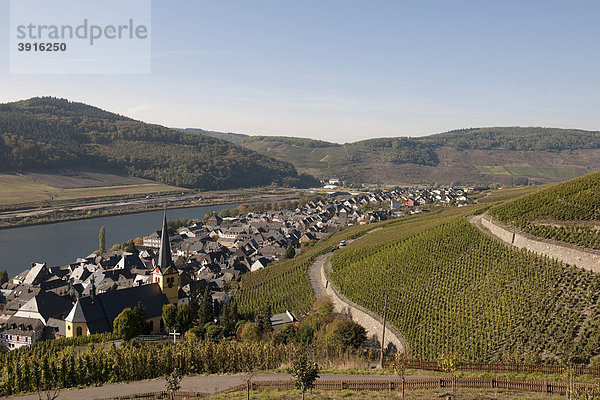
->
[5,373,407,400]
[308,253,332,300]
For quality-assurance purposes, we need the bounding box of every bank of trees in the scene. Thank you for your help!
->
[0,97,317,189]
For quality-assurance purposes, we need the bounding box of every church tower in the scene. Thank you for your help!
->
[152,211,179,304]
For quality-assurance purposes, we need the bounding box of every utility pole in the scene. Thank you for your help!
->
[379,290,389,368]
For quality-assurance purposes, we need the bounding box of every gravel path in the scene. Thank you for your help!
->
[308,253,332,300]
[5,373,406,400]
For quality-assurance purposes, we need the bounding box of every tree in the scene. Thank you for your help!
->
[0,270,8,285]
[292,351,320,400]
[197,287,214,325]
[437,352,461,396]
[162,304,177,332]
[203,210,216,222]
[165,367,182,400]
[329,317,366,349]
[284,245,296,259]
[255,304,272,333]
[390,352,409,399]
[219,299,239,336]
[313,297,334,317]
[176,303,194,333]
[98,226,106,255]
[240,322,262,342]
[113,308,141,340]
[133,301,150,334]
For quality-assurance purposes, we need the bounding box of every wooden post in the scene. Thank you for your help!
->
[379,291,389,369]
[402,376,405,400]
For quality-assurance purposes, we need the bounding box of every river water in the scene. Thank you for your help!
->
[0,204,239,278]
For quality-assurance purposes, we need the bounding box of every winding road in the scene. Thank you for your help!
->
[308,250,408,354]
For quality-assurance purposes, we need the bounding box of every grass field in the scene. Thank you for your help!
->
[505,166,582,179]
[476,165,510,175]
[211,388,565,399]
[0,173,183,207]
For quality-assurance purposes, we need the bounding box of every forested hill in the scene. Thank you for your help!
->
[424,127,600,151]
[235,127,600,186]
[0,97,317,189]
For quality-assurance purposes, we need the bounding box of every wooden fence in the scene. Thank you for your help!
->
[250,378,596,396]
[406,360,600,377]
[101,378,599,399]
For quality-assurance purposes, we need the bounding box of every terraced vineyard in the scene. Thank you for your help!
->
[489,170,600,249]
[236,222,378,316]
[329,216,600,363]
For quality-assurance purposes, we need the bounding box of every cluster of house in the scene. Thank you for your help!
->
[0,188,471,349]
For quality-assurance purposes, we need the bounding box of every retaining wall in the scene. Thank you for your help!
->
[479,215,600,273]
[320,259,407,353]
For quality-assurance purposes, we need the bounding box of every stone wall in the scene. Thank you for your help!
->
[479,215,600,273]
[320,260,407,353]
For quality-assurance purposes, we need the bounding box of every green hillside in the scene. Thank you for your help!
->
[236,128,600,186]
[236,222,378,317]
[0,97,317,190]
[330,214,600,363]
[236,186,600,363]
[178,128,248,143]
[489,170,600,249]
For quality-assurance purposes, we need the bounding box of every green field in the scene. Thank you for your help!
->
[0,173,183,208]
[476,165,510,175]
[504,166,582,179]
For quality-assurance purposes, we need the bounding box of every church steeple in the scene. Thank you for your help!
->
[153,210,179,304]
[158,210,172,271]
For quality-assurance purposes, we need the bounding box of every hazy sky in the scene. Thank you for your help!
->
[1,1,599,143]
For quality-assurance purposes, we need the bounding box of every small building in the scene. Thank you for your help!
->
[270,310,296,331]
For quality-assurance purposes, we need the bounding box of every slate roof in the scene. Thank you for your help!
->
[64,283,168,334]
[14,291,73,323]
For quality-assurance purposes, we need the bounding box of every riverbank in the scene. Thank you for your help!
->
[0,188,302,230]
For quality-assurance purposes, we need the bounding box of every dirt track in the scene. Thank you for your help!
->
[5,373,405,400]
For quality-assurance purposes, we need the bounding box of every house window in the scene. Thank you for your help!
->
[149,320,154,332]
[159,319,164,332]
[76,326,82,337]
[67,325,71,331]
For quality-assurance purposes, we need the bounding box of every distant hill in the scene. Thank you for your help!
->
[235,127,600,186]
[490,169,600,249]
[0,98,318,189]
[178,128,248,143]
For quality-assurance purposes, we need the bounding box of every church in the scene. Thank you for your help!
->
[64,212,180,337]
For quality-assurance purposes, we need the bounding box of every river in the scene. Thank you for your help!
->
[0,203,240,278]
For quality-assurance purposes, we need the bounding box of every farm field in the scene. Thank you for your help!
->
[0,173,182,208]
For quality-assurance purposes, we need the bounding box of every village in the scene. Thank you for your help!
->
[0,186,472,349]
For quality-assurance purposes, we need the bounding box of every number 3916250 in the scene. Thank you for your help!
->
[17,43,67,52]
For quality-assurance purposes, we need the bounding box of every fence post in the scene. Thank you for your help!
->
[402,377,405,400]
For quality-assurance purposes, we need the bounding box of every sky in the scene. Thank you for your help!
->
[1,0,600,143]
